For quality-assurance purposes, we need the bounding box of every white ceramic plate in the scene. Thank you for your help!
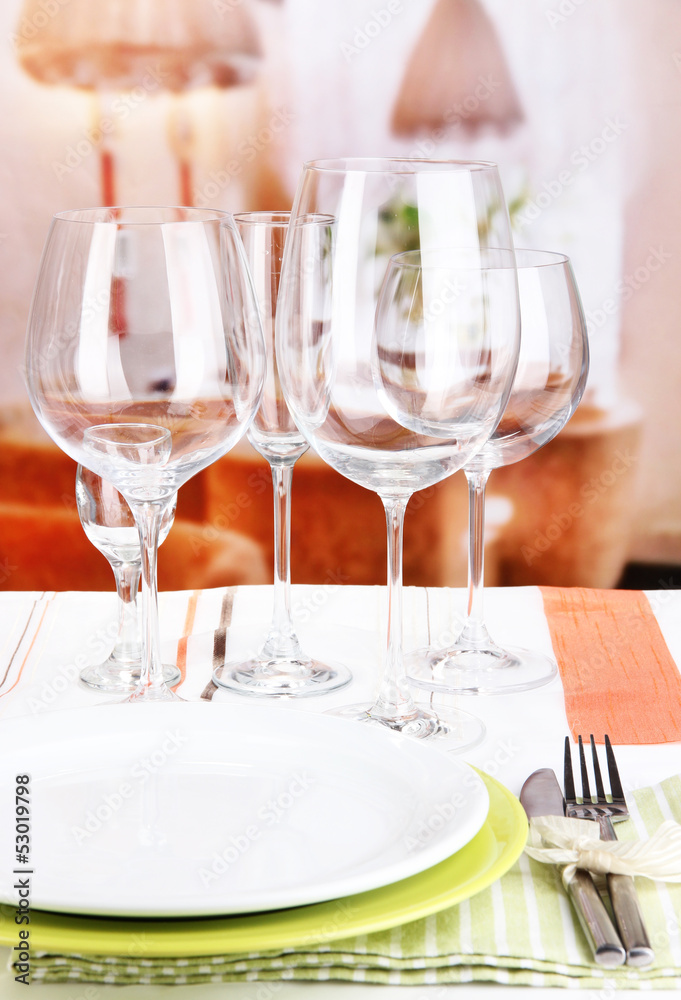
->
[0,702,489,918]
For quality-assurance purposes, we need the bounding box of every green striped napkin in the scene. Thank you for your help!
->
[22,776,681,989]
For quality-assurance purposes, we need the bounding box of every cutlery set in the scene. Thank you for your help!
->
[521,734,653,969]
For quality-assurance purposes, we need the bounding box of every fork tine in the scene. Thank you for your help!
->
[578,734,592,801]
[605,735,626,804]
[590,734,607,802]
[564,735,577,802]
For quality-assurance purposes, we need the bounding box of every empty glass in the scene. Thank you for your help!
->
[76,465,179,693]
[276,160,520,750]
[24,207,265,703]
[213,212,351,697]
[405,249,589,694]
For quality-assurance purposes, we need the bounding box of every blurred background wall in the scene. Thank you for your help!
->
[0,0,678,592]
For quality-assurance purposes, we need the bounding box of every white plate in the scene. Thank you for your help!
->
[0,702,488,918]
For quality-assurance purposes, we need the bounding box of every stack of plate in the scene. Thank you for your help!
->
[0,703,527,958]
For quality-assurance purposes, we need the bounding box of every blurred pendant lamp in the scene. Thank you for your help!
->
[392,0,523,138]
[15,0,263,204]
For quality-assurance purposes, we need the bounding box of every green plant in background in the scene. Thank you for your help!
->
[376,199,421,257]
[375,189,530,256]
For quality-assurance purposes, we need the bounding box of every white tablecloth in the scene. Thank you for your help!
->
[1,584,680,998]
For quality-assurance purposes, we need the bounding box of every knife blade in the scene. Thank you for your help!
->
[520,768,625,968]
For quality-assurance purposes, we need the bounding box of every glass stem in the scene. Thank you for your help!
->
[372,496,415,721]
[460,468,493,646]
[111,561,142,664]
[131,500,167,693]
[261,459,303,661]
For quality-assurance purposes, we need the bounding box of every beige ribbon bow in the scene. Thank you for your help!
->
[525,815,681,887]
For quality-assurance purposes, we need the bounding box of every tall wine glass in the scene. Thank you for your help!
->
[405,249,589,694]
[213,212,350,697]
[76,465,179,693]
[25,207,265,704]
[276,159,520,749]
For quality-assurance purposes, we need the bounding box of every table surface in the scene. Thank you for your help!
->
[1,584,680,999]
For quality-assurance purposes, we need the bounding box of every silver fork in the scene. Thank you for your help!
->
[564,735,654,968]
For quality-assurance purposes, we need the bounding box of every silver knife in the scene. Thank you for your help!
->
[520,768,626,968]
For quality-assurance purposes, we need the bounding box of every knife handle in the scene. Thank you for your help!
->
[564,868,626,967]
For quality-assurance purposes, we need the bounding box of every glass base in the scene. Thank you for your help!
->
[80,660,181,694]
[406,642,558,695]
[328,700,485,753]
[123,682,184,704]
[213,657,352,698]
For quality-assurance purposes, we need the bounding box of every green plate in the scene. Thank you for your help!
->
[0,771,526,958]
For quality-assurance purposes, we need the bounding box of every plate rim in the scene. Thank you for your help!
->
[0,770,527,957]
[0,702,490,918]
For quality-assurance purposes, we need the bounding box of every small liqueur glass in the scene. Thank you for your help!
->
[76,465,180,693]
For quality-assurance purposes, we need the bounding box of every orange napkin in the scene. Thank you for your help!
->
[540,587,681,744]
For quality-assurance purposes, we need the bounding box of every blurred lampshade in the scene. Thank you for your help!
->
[391,0,523,137]
[15,0,262,91]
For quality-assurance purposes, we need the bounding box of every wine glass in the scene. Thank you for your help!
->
[405,248,589,694]
[76,465,180,693]
[25,207,265,704]
[276,159,520,749]
[213,212,350,697]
